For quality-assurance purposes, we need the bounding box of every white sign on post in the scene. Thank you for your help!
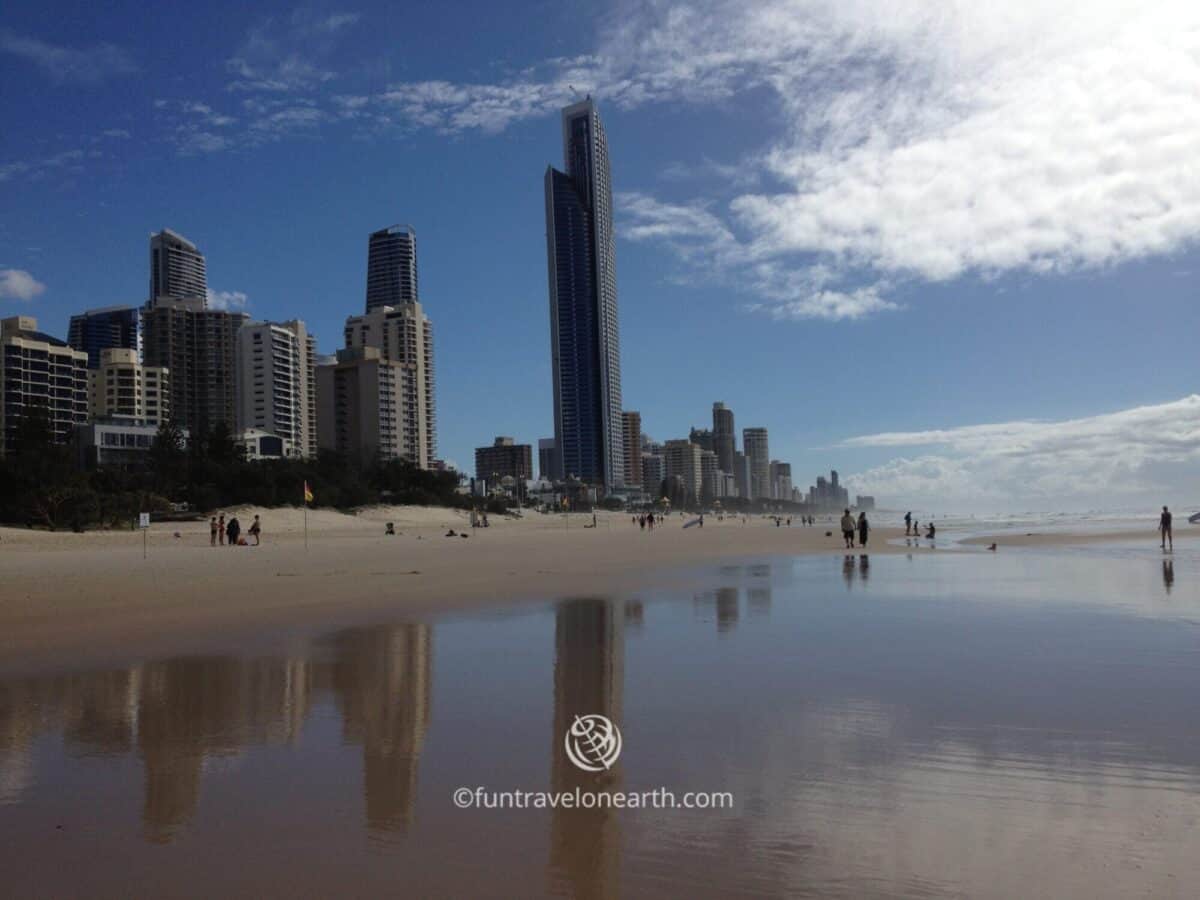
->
[139,513,151,529]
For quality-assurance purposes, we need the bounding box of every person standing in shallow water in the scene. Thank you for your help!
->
[858,511,870,548]
[218,513,226,546]
[1160,506,1173,550]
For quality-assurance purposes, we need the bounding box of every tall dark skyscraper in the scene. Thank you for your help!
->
[149,229,208,304]
[68,306,141,368]
[544,98,624,491]
[365,225,419,313]
[712,402,736,474]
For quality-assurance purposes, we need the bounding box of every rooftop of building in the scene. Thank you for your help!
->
[2,316,73,348]
[371,224,416,237]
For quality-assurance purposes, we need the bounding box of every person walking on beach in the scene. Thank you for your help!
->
[249,515,262,546]
[210,516,219,546]
[841,509,856,548]
[1160,506,1173,550]
[857,511,870,548]
[218,513,226,546]
[904,511,912,535]
[226,516,240,547]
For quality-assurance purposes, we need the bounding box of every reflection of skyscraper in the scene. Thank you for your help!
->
[748,586,772,616]
[136,655,314,843]
[715,587,740,633]
[137,658,237,842]
[330,624,432,833]
[550,598,624,900]
[545,99,625,491]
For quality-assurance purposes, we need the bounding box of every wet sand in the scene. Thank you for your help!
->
[961,527,1172,548]
[2,551,1198,898]
[0,510,910,673]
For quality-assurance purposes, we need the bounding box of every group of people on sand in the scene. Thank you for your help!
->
[635,513,658,531]
[903,511,935,540]
[210,513,262,547]
[839,509,871,548]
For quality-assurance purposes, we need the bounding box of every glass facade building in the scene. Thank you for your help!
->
[68,306,141,368]
[365,225,419,313]
[544,99,624,491]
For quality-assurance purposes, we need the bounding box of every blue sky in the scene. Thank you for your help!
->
[2,0,1199,512]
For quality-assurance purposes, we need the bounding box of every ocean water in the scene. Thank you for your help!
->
[1,551,1198,898]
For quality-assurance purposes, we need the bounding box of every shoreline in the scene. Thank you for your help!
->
[0,509,916,675]
[959,527,1175,548]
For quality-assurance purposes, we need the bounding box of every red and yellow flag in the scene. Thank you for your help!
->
[303,481,314,504]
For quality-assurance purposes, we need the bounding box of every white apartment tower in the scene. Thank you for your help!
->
[0,317,89,456]
[316,347,409,464]
[89,348,169,425]
[343,302,435,468]
[236,320,317,458]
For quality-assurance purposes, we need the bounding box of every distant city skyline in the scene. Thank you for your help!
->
[3,1,1199,509]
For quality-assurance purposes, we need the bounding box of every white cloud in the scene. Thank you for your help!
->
[0,149,84,183]
[226,9,359,93]
[375,0,1200,321]
[841,395,1200,506]
[617,191,897,319]
[206,289,248,311]
[0,269,47,302]
[0,30,136,83]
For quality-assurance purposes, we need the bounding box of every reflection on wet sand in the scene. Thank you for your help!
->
[0,624,431,841]
[550,599,624,900]
[2,553,1200,897]
[842,553,870,589]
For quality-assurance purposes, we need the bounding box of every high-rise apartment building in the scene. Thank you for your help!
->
[236,320,317,458]
[544,98,624,492]
[700,449,721,503]
[88,348,169,425]
[712,402,735,474]
[689,427,713,453]
[142,297,247,435]
[343,301,435,469]
[769,460,792,501]
[0,317,89,455]
[68,306,141,368]
[365,225,419,314]
[475,436,533,484]
[733,450,750,500]
[663,439,703,502]
[149,229,208,303]
[641,452,664,498]
[621,411,642,491]
[538,437,562,481]
[743,427,770,499]
[316,347,408,464]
